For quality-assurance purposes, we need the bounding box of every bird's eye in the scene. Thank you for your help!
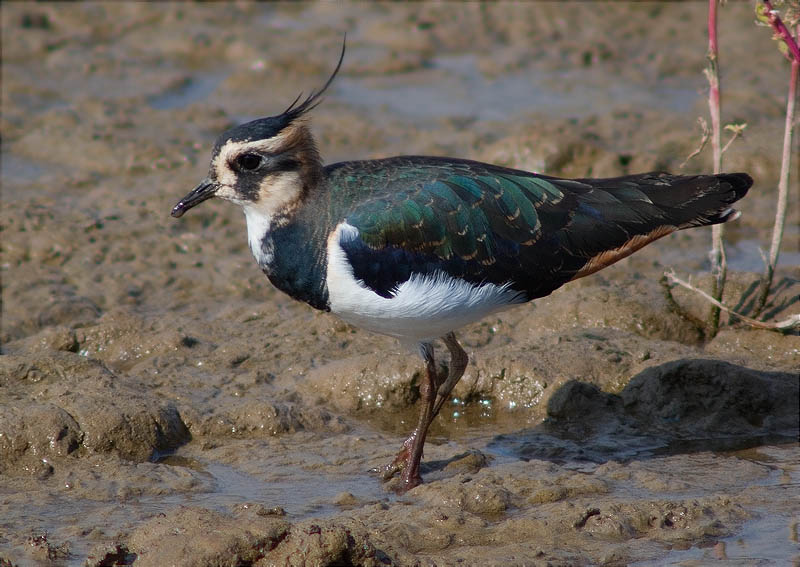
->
[236,153,262,171]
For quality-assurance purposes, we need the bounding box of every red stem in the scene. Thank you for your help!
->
[708,0,721,172]
[707,0,724,337]
[708,0,718,56]
[762,0,800,62]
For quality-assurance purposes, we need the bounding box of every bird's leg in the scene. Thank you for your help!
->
[432,332,468,419]
[377,335,468,491]
[397,335,467,490]
[378,342,437,488]
[397,344,438,490]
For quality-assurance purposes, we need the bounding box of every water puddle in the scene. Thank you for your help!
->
[334,54,698,123]
[631,445,800,565]
[631,512,798,565]
[146,72,227,111]
[1,153,46,184]
[728,237,800,272]
[170,458,391,519]
[2,453,391,566]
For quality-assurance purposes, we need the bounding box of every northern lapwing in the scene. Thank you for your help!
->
[171,43,752,491]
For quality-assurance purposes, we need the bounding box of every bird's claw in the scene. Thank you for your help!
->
[373,435,422,491]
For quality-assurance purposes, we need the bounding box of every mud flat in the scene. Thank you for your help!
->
[1,3,798,566]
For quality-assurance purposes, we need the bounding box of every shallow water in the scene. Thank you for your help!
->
[631,445,800,566]
[335,55,700,123]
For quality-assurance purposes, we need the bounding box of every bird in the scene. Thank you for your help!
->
[171,42,752,491]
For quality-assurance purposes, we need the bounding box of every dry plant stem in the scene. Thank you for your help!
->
[665,271,800,331]
[659,275,708,339]
[720,128,743,155]
[682,120,742,169]
[756,21,800,315]
[680,117,711,169]
[706,0,725,337]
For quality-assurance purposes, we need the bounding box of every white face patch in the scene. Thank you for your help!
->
[210,134,304,219]
[210,129,297,188]
[326,222,526,344]
[211,139,240,187]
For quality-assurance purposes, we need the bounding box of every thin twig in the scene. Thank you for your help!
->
[680,117,711,168]
[720,123,747,155]
[664,270,800,331]
[755,19,799,316]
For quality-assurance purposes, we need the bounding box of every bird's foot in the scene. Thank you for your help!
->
[398,464,422,492]
[376,435,413,480]
[373,434,422,492]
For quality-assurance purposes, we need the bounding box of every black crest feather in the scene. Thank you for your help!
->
[282,34,346,122]
[214,35,346,148]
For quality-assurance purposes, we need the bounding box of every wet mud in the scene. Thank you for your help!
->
[1,3,798,566]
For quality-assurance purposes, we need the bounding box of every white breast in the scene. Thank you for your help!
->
[325,222,526,345]
[243,206,275,267]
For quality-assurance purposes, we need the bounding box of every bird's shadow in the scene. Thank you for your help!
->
[427,358,798,474]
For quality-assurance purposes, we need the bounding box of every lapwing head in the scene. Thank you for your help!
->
[171,39,345,220]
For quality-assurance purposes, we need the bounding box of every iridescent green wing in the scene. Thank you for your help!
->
[338,158,573,297]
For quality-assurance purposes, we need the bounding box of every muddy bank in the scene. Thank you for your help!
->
[1,3,798,566]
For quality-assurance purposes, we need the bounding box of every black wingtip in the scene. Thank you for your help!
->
[681,172,753,228]
[717,172,753,199]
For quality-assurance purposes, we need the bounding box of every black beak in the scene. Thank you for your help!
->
[171,179,217,218]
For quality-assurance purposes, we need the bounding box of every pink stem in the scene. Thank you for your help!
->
[762,0,800,62]
[708,0,721,172]
[707,0,725,336]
